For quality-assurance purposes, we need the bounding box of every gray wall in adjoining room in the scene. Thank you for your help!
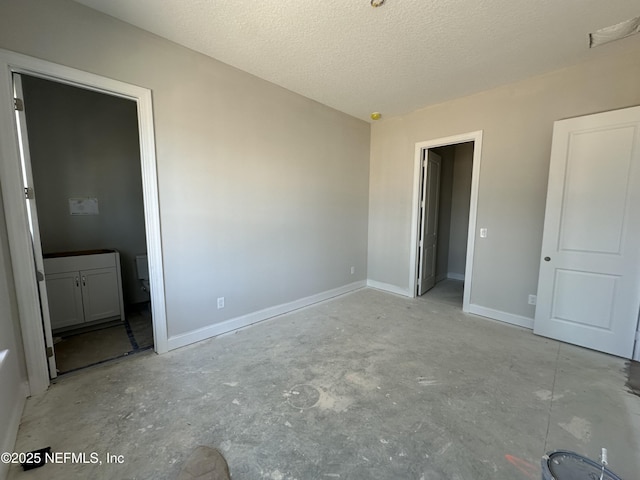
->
[22,75,148,305]
[447,142,473,278]
[433,146,453,282]
[432,143,472,284]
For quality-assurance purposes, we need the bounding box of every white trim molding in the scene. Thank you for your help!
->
[409,131,483,315]
[468,304,534,330]
[168,281,367,350]
[366,279,411,297]
[0,49,168,395]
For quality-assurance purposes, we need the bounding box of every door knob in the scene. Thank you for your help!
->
[544,257,551,262]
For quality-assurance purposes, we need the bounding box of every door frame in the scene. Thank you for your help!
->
[12,73,58,379]
[0,49,168,395]
[409,130,483,313]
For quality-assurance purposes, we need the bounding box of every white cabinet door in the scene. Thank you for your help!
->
[81,267,121,323]
[534,106,640,358]
[45,272,84,330]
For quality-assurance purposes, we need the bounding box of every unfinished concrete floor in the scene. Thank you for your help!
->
[8,286,640,480]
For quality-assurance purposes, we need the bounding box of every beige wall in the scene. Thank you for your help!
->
[22,75,148,305]
[0,0,370,339]
[368,44,640,318]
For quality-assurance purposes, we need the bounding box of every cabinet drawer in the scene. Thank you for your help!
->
[44,252,117,274]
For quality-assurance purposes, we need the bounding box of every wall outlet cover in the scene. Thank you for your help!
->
[217,297,224,309]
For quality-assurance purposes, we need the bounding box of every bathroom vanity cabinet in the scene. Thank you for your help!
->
[43,250,125,331]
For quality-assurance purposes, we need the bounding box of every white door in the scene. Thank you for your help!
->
[534,106,640,358]
[418,150,441,295]
[13,73,58,378]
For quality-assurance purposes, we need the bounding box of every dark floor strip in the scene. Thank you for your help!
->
[57,345,154,376]
[124,317,140,350]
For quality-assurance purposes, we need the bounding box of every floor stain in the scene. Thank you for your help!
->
[504,455,537,480]
[558,416,592,442]
[625,361,640,397]
[534,389,564,401]
[284,384,320,409]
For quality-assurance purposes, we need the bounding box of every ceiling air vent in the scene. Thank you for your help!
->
[589,16,640,48]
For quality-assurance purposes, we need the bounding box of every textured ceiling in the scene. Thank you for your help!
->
[72,0,640,121]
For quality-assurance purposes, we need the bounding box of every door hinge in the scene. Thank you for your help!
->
[14,97,24,111]
[24,186,34,199]
[46,346,54,358]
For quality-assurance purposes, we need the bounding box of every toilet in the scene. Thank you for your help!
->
[135,254,150,293]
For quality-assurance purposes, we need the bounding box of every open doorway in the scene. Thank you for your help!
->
[0,49,167,394]
[15,74,154,375]
[417,142,474,306]
[409,131,483,312]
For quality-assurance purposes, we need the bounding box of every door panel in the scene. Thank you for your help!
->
[81,268,121,323]
[551,270,617,329]
[558,126,634,254]
[534,106,640,358]
[418,151,441,295]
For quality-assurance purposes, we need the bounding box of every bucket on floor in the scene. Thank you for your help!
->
[541,450,623,480]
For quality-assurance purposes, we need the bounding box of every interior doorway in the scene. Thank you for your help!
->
[409,131,483,312]
[15,74,155,376]
[417,142,474,306]
[0,49,167,395]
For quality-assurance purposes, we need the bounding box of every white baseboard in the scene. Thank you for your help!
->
[167,281,366,351]
[0,381,28,480]
[366,280,411,297]
[468,304,534,330]
[447,273,465,281]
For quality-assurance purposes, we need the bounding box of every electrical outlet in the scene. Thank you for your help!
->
[528,294,537,305]
[480,228,488,238]
[350,266,355,275]
[217,297,225,309]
